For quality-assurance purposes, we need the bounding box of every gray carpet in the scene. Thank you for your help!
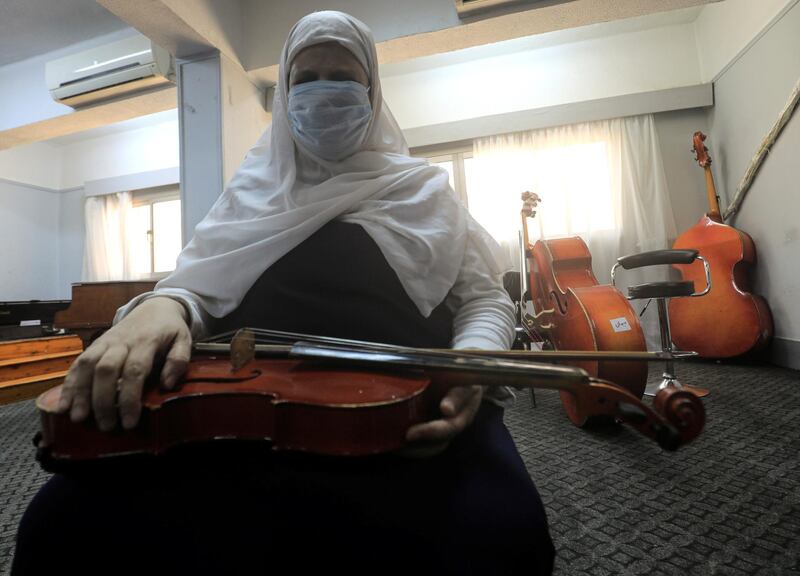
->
[1,361,799,575]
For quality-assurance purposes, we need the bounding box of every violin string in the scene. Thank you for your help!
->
[198,329,238,343]
[224,327,503,364]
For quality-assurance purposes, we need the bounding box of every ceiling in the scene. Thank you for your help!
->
[0,0,129,67]
[45,109,178,147]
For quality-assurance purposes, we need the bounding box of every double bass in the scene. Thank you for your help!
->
[668,132,773,358]
[34,329,705,468]
[520,193,649,426]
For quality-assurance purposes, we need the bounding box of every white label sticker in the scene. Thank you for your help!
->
[610,317,632,332]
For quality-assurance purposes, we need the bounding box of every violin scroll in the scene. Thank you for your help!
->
[653,386,706,445]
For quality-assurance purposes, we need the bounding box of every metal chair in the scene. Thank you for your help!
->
[611,249,711,397]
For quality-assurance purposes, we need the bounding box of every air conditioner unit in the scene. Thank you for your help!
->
[46,34,175,108]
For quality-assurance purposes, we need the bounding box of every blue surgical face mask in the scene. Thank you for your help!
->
[287,80,372,162]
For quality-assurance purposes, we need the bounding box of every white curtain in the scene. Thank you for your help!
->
[469,114,678,349]
[82,191,139,282]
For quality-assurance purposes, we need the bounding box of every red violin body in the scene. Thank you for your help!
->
[37,357,448,460]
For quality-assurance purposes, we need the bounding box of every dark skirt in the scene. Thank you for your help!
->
[13,402,554,575]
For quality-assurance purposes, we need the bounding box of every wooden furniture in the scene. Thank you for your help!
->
[0,335,82,405]
[1,282,157,405]
[54,281,157,347]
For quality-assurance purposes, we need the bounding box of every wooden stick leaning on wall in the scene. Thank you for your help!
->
[724,77,800,221]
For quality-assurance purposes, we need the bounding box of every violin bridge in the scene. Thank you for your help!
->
[230,328,256,371]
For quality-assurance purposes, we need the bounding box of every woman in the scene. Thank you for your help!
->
[13,11,555,576]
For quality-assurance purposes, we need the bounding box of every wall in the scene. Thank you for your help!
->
[382,18,703,136]
[694,0,795,81]
[0,181,60,300]
[179,53,268,243]
[0,141,62,190]
[60,114,180,189]
[0,111,180,300]
[704,1,800,368]
[57,188,86,299]
[220,54,270,186]
[652,108,710,234]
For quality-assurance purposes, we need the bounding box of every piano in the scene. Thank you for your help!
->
[0,281,155,405]
[54,281,157,348]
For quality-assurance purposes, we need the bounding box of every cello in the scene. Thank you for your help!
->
[668,132,773,358]
[34,328,705,468]
[520,192,649,426]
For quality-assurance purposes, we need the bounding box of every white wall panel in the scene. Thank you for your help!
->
[694,0,796,81]
[382,22,702,133]
[0,181,60,300]
[0,142,62,190]
[59,119,179,190]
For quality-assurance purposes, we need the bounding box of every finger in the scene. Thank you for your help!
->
[440,385,482,417]
[58,342,109,422]
[91,345,129,431]
[160,329,192,390]
[406,419,459,444]
[408,388,483,443]
[118,343,159,430]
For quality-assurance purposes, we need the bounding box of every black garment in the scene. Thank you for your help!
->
[215,219,454,348]
[13,220,555,575]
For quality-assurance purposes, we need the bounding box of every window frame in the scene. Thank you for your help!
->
[415,143,473,207]
[131,184,181,280]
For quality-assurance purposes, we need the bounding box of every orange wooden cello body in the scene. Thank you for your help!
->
[668,133,773,358]
[520,193,648,426]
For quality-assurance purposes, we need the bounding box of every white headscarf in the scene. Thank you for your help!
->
[154,10,504,319]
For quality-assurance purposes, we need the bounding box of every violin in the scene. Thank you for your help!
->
[519,193,649,424]
[668,132,773,358]
[34,329,704,469]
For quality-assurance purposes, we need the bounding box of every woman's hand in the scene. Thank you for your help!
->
[56,297,193,431]
[401,385,484,458]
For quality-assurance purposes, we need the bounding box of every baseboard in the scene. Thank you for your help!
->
[769,337,800,371]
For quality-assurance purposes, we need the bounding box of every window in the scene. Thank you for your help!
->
[420,140,615,248]
[129,186,182,277]
[427,147,472,207]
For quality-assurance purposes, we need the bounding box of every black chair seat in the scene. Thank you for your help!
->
[617,249,699,270]
[628,281,695,300]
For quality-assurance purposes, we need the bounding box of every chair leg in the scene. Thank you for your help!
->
[644,297,710,398]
